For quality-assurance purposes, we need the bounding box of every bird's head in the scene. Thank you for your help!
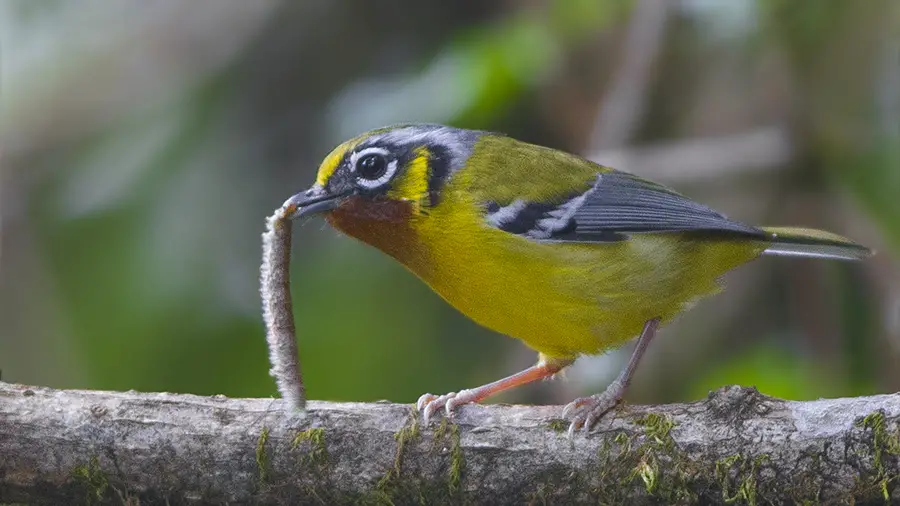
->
[285,124,483,222]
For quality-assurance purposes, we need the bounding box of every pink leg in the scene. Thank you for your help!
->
[417,356,575,422]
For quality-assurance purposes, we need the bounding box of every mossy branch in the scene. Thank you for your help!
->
[3,382,900,505]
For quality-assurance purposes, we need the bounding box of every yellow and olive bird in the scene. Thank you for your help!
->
[285,123,870,433]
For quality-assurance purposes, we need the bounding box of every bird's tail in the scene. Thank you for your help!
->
[759,226,872,261]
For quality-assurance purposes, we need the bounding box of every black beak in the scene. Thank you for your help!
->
[282,187,350,220]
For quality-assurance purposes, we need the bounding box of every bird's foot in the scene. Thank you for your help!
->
[416,389,478,424]
[562,379,625,437]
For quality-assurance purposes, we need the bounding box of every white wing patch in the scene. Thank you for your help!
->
[527,176,601,239]
[486,199,528,228]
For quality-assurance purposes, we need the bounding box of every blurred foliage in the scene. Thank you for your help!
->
[689,340,847,402]
[1,0,898,409]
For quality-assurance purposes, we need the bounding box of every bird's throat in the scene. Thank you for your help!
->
[326,197,432,277]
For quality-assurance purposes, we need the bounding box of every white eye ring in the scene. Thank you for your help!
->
[350,147,398,190]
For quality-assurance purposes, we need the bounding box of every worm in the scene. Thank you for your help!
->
[260,202,305,412]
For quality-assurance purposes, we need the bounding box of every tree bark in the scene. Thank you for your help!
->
[2,382,900,505]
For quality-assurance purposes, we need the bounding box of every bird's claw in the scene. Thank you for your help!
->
[417,392,455,423]
[417,391,458,423]
[416,390,475,424]
[562,393,620,437]
[416,393,437,412]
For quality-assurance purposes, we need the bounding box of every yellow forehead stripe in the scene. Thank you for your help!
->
[386,147,430,205]
[315,138,363,187]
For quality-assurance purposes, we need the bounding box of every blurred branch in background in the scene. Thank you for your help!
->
[588,0,669,150]
[590,126,791,184]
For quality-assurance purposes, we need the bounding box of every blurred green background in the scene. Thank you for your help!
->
[1,0,898,408]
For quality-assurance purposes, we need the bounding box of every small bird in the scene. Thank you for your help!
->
[285,123,870,433]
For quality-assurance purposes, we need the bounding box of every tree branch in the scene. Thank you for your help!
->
[2,382,900,504]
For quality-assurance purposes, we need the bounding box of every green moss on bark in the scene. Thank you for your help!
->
[855,410,900,500]
[293,427,329,467]
[256,426,271,486]
[70,455,109,505]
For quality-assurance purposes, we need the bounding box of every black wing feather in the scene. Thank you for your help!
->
[573,172,761,235]
[485,170,764,242]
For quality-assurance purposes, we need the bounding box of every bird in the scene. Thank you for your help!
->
[284,123,871,434]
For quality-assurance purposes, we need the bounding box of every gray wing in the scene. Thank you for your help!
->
[484,171,764,242]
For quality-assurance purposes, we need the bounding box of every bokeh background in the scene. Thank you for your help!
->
[2,0,899,408]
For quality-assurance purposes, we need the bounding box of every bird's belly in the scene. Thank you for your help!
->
[427,268,602,358]
[449,288,614,358]
[417,238,662,358]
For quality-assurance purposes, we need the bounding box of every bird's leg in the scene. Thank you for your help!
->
[563,317,661,436]
[417,356,575,423]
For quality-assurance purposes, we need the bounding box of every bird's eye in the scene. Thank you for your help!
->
[351,148,398,190]
[356,153,388,180]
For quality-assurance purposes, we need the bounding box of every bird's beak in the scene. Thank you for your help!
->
[282,187,350,220]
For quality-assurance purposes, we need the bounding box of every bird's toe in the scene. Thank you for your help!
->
[562,394,620,436]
